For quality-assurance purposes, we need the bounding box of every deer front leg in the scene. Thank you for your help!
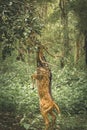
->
[31,73,37,89]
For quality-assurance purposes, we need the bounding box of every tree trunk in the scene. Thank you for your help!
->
[84,31,87,65]
[59,0,69,67]
[74,33,81,64]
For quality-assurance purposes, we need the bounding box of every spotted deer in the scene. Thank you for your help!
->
[31,46,60,130]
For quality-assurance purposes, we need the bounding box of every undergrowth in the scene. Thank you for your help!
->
[0,58,87,130]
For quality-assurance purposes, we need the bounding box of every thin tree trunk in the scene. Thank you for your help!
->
[84,31,87,65]
[74,33,81,64]
[59,0,69,67]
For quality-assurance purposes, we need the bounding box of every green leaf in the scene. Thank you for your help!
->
[23,123,30,130]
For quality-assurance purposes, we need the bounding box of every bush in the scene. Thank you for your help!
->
[0,57,39,114]
[0,58,87,116]
[0,58,87,130]
[52,65,87,114]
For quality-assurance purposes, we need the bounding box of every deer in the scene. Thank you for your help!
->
[31,67,60,130]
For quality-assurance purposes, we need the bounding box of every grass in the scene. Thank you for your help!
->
[58,114,87,130]
[0,60,87,130]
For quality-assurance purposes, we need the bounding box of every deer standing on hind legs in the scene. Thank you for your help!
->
[31,46,60,130]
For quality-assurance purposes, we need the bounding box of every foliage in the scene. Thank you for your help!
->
[0,0,87,129]
[0,0,42,59]
[58,114,87,130]
[0,58,87,129]
[0,55,38,113]
[36,0,54,3]
[52,65,87,114]
[69,0,87,33]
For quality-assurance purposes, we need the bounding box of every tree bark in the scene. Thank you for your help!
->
[84,31,87,65]
[59,0,69,67]
[74,33,81,64]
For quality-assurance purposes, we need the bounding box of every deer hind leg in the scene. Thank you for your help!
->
[49,111,56,124]
[41,111,50,130]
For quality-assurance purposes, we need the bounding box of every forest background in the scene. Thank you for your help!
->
[0,0,87,130]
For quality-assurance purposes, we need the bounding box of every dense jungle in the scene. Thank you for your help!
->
[0,0,87,130]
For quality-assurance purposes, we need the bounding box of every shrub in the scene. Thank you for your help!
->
[52,65,87,114]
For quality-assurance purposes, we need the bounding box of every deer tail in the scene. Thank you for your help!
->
[54,102,60,114]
